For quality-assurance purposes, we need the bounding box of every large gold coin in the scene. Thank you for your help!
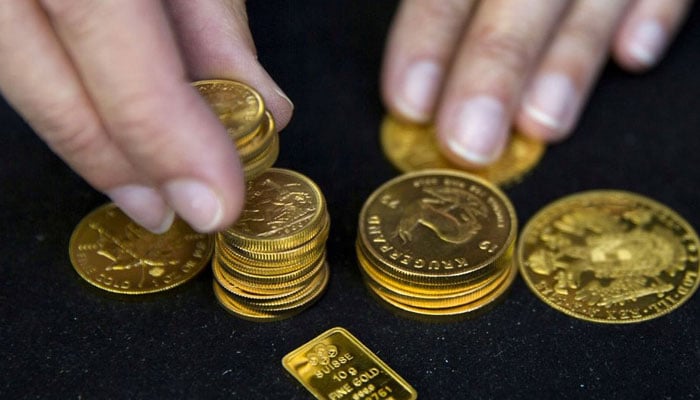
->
[358,169,517,285]
[380,115,545,186]
[193,79,265,139]
[69,203,213,294]
[229,168,327,251]
[517,190,700,323]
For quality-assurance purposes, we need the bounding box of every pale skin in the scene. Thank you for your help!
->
[0,0,691,233]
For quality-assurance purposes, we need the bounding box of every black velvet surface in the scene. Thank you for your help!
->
[2,2,699,399]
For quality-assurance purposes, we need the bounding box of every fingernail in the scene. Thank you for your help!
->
[396,60,442,122]
[444,96,508,165]
[163,179,223,232]
[523,73,579,138]
[273,86,294,110]
[627,20,667,67]
[107,185,174,233]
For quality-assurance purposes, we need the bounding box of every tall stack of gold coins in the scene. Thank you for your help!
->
[194,79,279,180]
[356,170,518,319]
[212,168,331,321]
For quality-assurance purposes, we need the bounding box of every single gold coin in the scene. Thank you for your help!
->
[358,169,517,285]
[517,190,700,323]
[69,203,213,294]
[193,79,265,140]
[230,168,327,251]
[380,115,545,186]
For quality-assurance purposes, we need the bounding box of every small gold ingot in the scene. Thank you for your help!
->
[282,327,417,400]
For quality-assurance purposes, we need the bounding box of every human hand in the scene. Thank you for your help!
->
[381,0,691,167]
[0,0,293,233]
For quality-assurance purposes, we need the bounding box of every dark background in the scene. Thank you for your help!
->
[2,1,699,399]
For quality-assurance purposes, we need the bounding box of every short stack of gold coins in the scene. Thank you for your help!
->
[194,79,279,180]
[212,168,331,321]
[356,170,518,320]
[195,80,330,320]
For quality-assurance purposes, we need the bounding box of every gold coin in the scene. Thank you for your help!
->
[356,241,497,295]
[243,131,280,180]
[358,169,517,285]
[369,257,517,317]
[380,115,545,186]
[212,261,308,301]
[517,190,700,323]
[69,203,213,294]
[229,168,328,251]
[216,251,326,288]
[236,111,277,163]
[193,79,265,140]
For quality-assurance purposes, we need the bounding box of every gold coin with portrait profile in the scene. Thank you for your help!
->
[69,203,213,295]
[380,114,545,187]
[517,190,700,323]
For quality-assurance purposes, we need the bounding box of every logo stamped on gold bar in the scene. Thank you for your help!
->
[282,327,417,400]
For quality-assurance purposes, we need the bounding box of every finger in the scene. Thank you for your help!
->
[381,0,476,122]
[518,0,631,141]
[0,1,173,233]
[613,0,692,71]
[39,0,245,233]
[166,0,294,130]
[435,0,570,167]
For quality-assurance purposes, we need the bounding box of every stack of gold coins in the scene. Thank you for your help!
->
[212,168,331,321]
[356,170,518,319]
[194,79,279,180]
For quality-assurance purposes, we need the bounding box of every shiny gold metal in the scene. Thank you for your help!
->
[243,131,280,180]
[193,79,265,140]
[69,203,213,294]
[380,115,545,186]
[282,327,417,400]
[358,169,517,284]
[229,168,328,251]
[518,190,700,323]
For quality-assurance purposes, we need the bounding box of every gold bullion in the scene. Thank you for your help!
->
[243,131,280,180]
[380,114,545,186]
[517,190,700,323]
[230,168,328,251]
[236,111,276,162]
[193,79,265,139]
[358,169,517,285]
[282,327,417,400]
[69,203,213,294]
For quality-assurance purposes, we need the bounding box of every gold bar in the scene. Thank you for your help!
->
[282,327,417,400]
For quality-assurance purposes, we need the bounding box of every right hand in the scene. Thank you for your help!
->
[0,0,293,233]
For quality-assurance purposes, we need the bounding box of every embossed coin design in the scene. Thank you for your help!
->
[283,327,417,400]
[357,169,518,318]
[212,168,331,321]
[380,115,545,186]
[517,190,700,323]
[69,203,213,294]
[193,79,265,139]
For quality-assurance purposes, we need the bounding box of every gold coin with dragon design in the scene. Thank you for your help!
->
[69,203,213,294]
[380,115,545,187]
[517,190,700,323]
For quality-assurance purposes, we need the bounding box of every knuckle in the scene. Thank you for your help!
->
[471,26,534,78]
[38,105,102,157]
[416,0,471,21]
[39,0,102,37]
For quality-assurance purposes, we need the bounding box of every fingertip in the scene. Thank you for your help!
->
[518,73,580,142]
[614,19,668,72]
[107,184,175,233]
[435,95,508,168]
[163,175,245,233]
